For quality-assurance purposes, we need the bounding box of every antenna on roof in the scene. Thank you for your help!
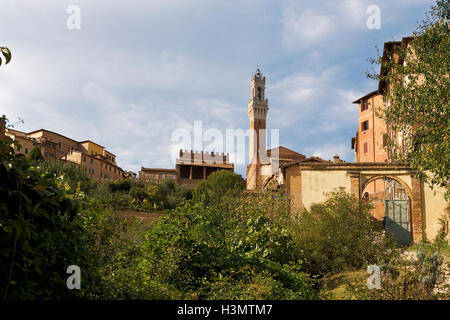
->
[6,117,24,128]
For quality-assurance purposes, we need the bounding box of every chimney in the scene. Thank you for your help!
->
[333,154,340,163]
[0,115,6,138]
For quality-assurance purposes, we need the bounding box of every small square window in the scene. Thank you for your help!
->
[361,120,369,131]
[361,100,369,112]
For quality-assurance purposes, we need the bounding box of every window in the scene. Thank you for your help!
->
[383,134,389,147]
[100,162,103,168]
[17,146,21,152]
[361,100,368,111]
[364,142,368,154]
[83,156,86,163]
[90,158,93,164]
[25,148,28,154]
[361,120,369,132]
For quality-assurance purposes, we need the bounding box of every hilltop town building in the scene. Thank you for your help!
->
[281,37,448,245]
[4,122,124,180]
[139,168,177,183]
[176,150,234,187]
[139,149,234,187]
[350,37,418,223]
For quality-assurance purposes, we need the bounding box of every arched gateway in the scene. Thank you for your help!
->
[282,161,449,245]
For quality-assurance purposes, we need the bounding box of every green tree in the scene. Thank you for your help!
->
[27,146,44,165]
[289,189,397,276]
[0,141,80,299]
[194,170,244,206]
[38,160,93,194]
[370,0,450,198]
[146,184,163,205]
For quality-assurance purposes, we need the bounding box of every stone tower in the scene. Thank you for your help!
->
[246,68,269,190]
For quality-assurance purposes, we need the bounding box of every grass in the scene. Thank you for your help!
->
[408,242,450,262]
[321,270,366,300]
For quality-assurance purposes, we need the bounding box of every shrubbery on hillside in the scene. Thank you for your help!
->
[289,189,398,276]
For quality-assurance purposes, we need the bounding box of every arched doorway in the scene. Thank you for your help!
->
[362,176,412,245]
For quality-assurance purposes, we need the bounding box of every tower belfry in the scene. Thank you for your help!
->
[247,68,269,190]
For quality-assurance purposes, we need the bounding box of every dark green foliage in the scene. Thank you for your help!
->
[348,244,450,299]
[0,141,80,299]
[109,179,133,193]
[194,170,245,207]
[369,0,450,198]
[27,146,44,165]
[143,199,318,299]
[38,160,94,194]
[129,186,148,202]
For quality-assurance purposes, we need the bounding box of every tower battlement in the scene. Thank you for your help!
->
[178,149,231,165]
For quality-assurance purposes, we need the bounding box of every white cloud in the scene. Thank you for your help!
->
[0,0,433,177]
[282,7,336,48]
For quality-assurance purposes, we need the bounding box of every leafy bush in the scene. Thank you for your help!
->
[142,199,318,299]
[348,245,450,300]
[38,159,94,194]
[146,185,163,206]
[129,186,148,202]
[27,146,44,165]
[0,141,81,299]
[194,170,245,207]
[289,188,397,276]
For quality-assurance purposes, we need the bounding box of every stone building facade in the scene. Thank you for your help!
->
[350,37,428,224]
[139,168,177,183]
[245,69,320,190]
[176,150,234,187]
[4,124,124,180]
[139,149,234,188]
[282,161,448,244]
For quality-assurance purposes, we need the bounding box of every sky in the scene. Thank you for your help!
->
[0,0,435,177]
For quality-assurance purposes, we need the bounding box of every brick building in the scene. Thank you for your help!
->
[139,168,177,183]
[4,124,124,180]
[176,150,234,187]
[350,38,415,221]
[139,149,235,188]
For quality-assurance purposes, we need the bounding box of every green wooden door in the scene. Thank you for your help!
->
[385,200,411,246]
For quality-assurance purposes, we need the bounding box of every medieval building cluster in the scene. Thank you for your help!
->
[0,122,129,180]
[1,35,448,246]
